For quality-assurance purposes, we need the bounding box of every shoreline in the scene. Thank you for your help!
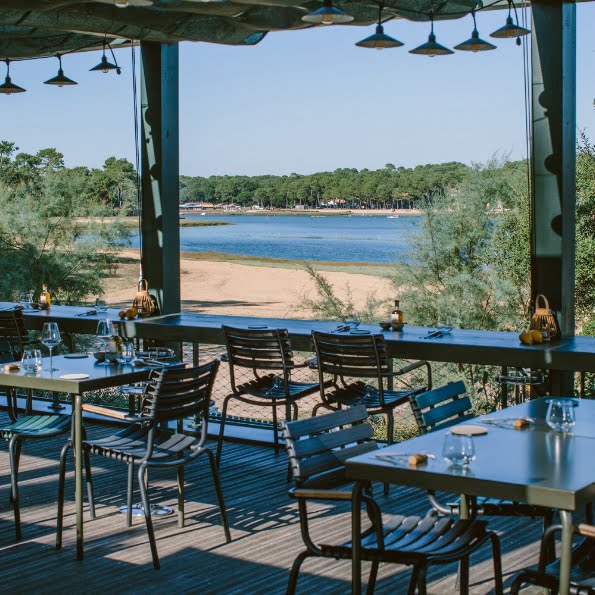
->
[180,208,421,217]
[104,249,393,318]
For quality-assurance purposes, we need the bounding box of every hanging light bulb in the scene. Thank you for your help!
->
[409,13,454,57]
[44,55,78,87]
[454,9,496,52]
[355,5,403,50]
[302,0,354,25]
[490,0,530,39]
[90,41,120,74]
[0,59,26,94]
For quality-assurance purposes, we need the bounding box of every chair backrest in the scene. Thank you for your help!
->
[312,331,389,401]
[140,359,220,427]
[0,340,15,363]
[408,380,474,434]
[222,325,294,392]
[283,405,377,488]
[0,311,27,357]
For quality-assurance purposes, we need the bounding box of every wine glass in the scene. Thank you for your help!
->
[41,322,61,372]
[546,399,576,434]
[442,432,475,468]
[95,319,115,365]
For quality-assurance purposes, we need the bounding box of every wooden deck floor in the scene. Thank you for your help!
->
[0,413,547,594]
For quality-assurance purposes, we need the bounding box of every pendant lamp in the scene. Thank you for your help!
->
[0,59,26,94]
[90,41,121,74]
[490,1,530,39]
[454,10,496,52]
[356,5,403,50]
[409,14,453,56]
[44,55,78,86]
[302,0,354,25]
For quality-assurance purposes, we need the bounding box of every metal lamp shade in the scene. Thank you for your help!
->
[0,75,26,94]
[44,68,78,86]
[90,54,119,73]
[454,30,496,52]
[490,15,530,38]
[409,32,453,56]
[356,25,403,49]
[302,1,354,25]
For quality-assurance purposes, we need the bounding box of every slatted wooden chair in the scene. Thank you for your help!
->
[216,325,320,467]
[408,381,555,550]
[510,523,595,594]
[0,310,36,361]
[56,360,231,569]
[311,331,431,447]
[283,405,503,595]
[0,322,71,540]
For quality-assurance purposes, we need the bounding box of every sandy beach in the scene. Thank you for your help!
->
[105,249,393,319]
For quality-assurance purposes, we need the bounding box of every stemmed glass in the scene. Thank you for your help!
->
[41,322,61,372]
[96,319,115,365]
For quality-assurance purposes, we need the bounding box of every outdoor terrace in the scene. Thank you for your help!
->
[0,409,547,594]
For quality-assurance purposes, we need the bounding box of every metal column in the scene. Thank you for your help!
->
[140,42,181,315]
[531,1,576,393]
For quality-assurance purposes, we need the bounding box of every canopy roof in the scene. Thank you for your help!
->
[1,0,488,58]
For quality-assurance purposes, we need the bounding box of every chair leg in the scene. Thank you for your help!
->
[56,440,71,549]
[216,394,234,469]
[138,463,160,570]
[416,564,428,595]
[8,435,22,540]
[366,560,380,595]
[80,427,96,520]
[272,403,279,454]
[383,411,395,496]
[510,572,529,595]
[406,567,419,595]
[177,464,185,529]
[490,532,504,595]
[206,449,232,543]
[126,463,134,527]
[287,550,311,595]
[542,509,556,565]
[458,556,470,594]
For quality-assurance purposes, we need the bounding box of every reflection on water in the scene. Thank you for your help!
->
[131,214,422,264]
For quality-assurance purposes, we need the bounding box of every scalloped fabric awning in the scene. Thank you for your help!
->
[0,0,482,58]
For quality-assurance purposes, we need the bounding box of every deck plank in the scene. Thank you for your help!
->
[0,412,549,593]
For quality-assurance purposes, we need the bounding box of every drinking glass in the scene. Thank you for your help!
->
[546,399,576,434]
[95,298,108,313]
[95,319,115,365]
[118,342,135,365]
[41,322,61,372]
[442,432,475,468]
[22,348,42,373]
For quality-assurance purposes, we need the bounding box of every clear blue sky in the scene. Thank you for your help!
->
[2,5,594,176]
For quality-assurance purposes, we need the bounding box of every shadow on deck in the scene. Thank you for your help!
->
[0,414,546,593]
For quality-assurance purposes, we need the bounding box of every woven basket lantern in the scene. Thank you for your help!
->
[132,278,156,318]
[529,294,560,340]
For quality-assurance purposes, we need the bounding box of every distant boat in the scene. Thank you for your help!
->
[201,212,207,216]
[387,215,400,219]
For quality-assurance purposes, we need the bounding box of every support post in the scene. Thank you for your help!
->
[140,42,180,315]
[531,1,576,393]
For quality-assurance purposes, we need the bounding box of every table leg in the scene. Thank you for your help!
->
[74,392,84,560]
[558,509,572,595]
[352,481,363,595]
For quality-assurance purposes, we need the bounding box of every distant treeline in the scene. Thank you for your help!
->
[179,162,474,209]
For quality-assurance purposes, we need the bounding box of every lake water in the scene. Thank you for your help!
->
[132,214,422,265]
